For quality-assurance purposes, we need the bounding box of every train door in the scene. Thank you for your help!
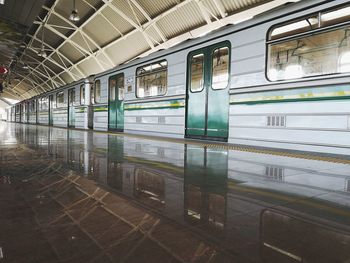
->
[68,88,75,127]
[184,145,228,229]
[88,83,94,129]
[19,104,21,122]
[108,73,124,131]
[185,42,231,141]
[49,95,53,125]
[35,100,39,124]
[26,102,29,123]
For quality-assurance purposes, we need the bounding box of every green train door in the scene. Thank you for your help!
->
[186,41,231,141]
[184,145,228,227]
[49,95,53,125]
[68,88,76,127]
[108,73,124,131]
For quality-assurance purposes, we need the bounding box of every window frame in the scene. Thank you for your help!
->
[211,46,230,90]
[94,79,101,104]
[135,59,168,98]
[266,2,350,82]
[40,97,48,111]
[80,84,85,105]
[189,52,205,93]
[56,91,65,108]
[109,77,116,102]
[117,74,125,101]
[68,88,76,106]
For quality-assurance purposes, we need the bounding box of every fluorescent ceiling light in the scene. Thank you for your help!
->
[0,0,5,5]
[69,10,80,21]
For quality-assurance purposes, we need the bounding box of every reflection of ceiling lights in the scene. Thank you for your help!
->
[339,52,350,73]
[0,0,4,5]
[285,64,303,79]
[69,0,80,21]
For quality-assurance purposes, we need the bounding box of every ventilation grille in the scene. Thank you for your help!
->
[157,148,165,157]
[267,115,286,127]
[265,166,284,181]
[136,116,142,123]
[135,144,142,152]
[158,116,166,124]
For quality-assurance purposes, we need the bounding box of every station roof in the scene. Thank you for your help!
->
[0,0,298,101]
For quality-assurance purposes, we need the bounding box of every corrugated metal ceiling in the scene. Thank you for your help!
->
[1,0,298,100]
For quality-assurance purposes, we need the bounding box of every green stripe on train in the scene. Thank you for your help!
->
[125,99,185,111]
[230,85,350,105]
[75,107,86,113]
[94,106,108,112]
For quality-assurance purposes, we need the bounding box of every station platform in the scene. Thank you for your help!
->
[1,121,350,262]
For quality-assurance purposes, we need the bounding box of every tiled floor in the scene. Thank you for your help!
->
[1,121,350,262]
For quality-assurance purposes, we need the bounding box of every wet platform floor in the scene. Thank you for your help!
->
[0,121,350,263]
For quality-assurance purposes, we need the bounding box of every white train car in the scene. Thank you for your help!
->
[85,0,350,154]
[35,77,94,128]
[12,0,350,155]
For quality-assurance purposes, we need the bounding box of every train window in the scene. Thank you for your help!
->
[267,4,350,81]
[94,80,101,103]
[80,84,85,105]
[321,5,350,27]
[339,52,350,73]
[56,92,64,108]
[68,89,75,106]
[190,54,204,92]
[117,75,124,100]
[136,60,167,98]
[40,97,48,110]
[269,14,319,41]
[212,47,230,90]
[268,26,350,81]
[109,78,116,102]
[90,85,94,104]
[30,101,35,112]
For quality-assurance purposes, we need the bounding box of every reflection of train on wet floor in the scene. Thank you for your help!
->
[6,0,350,155]
[19,125,350,262]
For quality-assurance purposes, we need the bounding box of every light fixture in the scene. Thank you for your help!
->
[38,20,47,58]
[69,0,80,21]
[38,47,47,58]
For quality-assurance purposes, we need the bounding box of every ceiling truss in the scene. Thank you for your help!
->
[4,0,298,100]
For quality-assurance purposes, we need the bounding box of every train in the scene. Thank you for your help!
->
[6,0,350,155]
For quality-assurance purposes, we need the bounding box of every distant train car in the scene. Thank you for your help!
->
[12,0,350,154]
[34,77,93,128]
